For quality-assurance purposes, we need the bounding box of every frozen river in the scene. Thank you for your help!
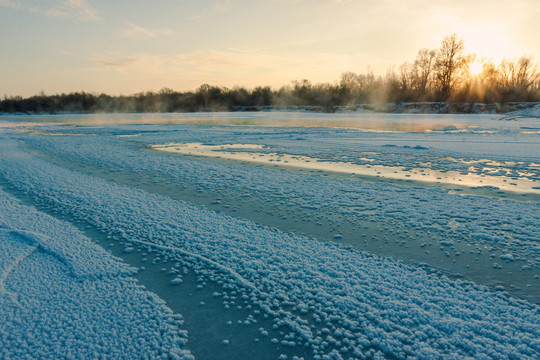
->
[1,112,539,359]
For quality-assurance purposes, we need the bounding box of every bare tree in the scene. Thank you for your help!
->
[340,71,377,103]
[434,33,469,99]
[414,48,436,97]
[399,62,415,95]
[395,49,436,101]
[501,56,539,91]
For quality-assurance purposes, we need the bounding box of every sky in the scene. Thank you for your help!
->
[1,0,539,97]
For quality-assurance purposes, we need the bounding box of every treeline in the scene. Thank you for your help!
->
[2,34,539,114]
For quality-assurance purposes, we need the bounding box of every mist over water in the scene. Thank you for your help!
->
[0,111,504,130]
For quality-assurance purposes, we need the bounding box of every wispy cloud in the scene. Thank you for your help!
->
[90,53,140,71]
[175,50,249,69]
[0,0,20,8]
[45,0,99,21]
[173,49,350,73]
[119,23,173,39]
[88,50,281,74]
[1,0,99,21]
[60,50,76,56]
[89,53,168,72]
[87,49,353,88]
[213,0,231,12]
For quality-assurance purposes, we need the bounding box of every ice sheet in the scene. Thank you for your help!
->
[0,138,538,359]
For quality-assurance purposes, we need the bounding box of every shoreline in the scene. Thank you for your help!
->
[1,101,540,116]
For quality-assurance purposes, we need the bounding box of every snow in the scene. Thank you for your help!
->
[0,113,539,359]
[0,133,539,359]
[507,103,540,118]
[12,121,539,283]
[0,191,193,359]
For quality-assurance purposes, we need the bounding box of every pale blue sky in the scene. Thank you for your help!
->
[1,0,539,96]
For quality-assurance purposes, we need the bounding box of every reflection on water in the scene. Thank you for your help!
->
[152,143,540,196]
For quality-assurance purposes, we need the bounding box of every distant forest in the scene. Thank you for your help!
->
[2,34,539,114]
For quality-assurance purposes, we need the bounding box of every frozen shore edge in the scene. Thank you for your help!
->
[1,101,540,116]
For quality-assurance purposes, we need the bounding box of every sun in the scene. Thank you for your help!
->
[469,61,483,76]
[454,21,526,68]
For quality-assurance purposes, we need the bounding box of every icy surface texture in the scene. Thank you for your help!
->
[0,190,192,360]
[20,127,540,262]
[1,137,538,359]
[0,194,131,279]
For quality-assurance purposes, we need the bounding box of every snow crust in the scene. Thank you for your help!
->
[0,137,538,359]
[19,128,540,264]
[0,196,130,279]
[0,190,193,360]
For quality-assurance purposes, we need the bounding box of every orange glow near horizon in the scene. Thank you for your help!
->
[0,1,539,97]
